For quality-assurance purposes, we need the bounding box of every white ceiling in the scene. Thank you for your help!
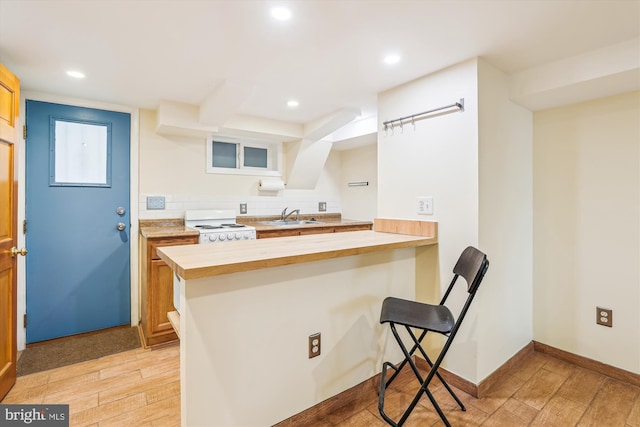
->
[1,0,639,128]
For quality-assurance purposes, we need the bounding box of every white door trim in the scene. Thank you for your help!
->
[17,91,140,351]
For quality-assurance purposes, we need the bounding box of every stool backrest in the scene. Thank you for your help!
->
[453,246,489,294]
[440,246,489,306]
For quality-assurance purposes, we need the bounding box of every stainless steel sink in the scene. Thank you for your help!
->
[261,220,324,227]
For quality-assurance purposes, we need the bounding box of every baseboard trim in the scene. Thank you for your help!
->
[273,374,380,426]
[275,344,533,424]
[274,341,640,424]
[478,341,535,397]
[413,341,535,399]
[533,341,640,388]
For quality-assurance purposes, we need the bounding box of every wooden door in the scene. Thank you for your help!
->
[0,63,20,400]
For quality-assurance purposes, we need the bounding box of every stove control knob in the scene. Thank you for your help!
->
[218,234,226,241]
[228,233,234,240]
[235,233,241,240]
[208,234,218,242]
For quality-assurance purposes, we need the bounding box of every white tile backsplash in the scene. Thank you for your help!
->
[139,194,341,219]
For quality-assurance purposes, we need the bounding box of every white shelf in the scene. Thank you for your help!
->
[167,311,180,339]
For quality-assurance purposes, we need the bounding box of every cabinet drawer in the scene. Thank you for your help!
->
[257,229,300,239]
[299,227,334,235]
[335,224,372,232]
[149,236,199,259]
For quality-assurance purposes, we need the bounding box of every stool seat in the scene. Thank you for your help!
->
[380,297,454,333]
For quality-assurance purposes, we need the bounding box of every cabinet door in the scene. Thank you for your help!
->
[149,259,176,337]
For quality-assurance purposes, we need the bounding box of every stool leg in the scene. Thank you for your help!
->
[379,324,425,426]
[385,324,453,427]
[378,361,401,426]
[383,328,428,388]
[406,328,466,411]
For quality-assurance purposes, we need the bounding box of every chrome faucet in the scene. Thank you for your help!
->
[280,207,300,221]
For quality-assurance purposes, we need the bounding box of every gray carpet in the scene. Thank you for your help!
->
[17,326,141,376]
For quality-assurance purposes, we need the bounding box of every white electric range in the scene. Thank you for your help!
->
[175,209,256,313]
[185,209,256,243]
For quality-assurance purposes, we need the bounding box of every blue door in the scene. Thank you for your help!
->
[25,100,131,343]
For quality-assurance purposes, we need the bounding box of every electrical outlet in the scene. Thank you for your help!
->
[596,307,612,327]
[318,202,327,212]
[146,196,165,210]
[308,333,321,358]
[240,203,247,214]
[417,196,433,215]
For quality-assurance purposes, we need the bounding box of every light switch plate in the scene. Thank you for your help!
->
[147,196,165,210]
[417,197,433,215]
[318,202,327,212]
[240,203,247,214]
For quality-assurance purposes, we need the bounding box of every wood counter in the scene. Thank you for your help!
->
[157,229,436,280]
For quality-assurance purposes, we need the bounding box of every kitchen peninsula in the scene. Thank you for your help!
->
[158,219,438,427]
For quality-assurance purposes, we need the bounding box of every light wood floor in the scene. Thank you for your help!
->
[2,344,639,426]
[2,344,180,426]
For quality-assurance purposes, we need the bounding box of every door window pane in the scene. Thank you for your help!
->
[51,120,110,187]
[212,141,238,168]
[244,146,268,168]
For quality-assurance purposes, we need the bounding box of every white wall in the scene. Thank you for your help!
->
[138,108,343,218]
[340,143,378,221]
[377,59,479,258]
[533,91,640,374]
[477,59,533,380]
[377,58,535,383]
[377,59,482,381]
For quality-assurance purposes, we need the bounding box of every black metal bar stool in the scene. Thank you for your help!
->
[378,246,489,426]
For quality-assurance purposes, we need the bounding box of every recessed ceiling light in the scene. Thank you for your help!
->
[384,55,401,65]
[287,100,299,108]
[271,7,292,21]
[66,70,85,79]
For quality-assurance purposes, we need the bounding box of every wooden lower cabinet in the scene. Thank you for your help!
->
[140,235,198,347]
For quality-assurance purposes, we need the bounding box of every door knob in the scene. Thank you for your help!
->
[116,222,126,231]
[11,247,28,257]
[116,206,126,215]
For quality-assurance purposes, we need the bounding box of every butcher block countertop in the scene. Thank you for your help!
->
[140,226,199,239]
[238,213,372,233]
[139,219,199,239]
[139,215,372,239]
[157,219,437,280]
[236,213,372,239]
